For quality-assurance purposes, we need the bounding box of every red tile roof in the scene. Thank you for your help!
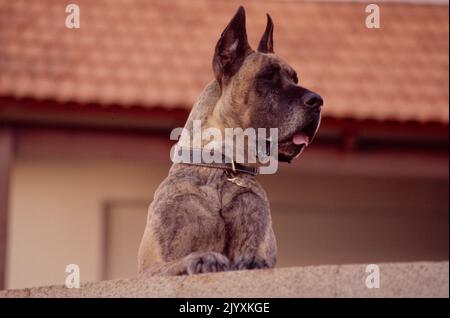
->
[0,0,448,123]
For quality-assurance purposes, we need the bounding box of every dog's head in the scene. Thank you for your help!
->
[212,6,323,163]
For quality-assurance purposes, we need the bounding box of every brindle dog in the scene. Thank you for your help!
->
[138,6,323,276]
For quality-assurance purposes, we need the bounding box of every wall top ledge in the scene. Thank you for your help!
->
[1,261,448,298]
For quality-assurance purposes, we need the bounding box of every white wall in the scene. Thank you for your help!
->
[7,158,168,289]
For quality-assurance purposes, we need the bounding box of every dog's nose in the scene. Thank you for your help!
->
[302,92,323,109]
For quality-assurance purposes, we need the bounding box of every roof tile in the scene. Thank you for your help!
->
[0,0,448,123]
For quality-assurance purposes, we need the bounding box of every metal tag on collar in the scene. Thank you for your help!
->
[227,176,247,187]
[226,161,247,187]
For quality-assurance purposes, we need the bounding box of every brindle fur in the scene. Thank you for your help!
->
[138,6,322,276]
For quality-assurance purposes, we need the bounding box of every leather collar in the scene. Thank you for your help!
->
[175,147,259,176]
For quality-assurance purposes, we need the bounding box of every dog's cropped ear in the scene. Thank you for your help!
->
[212,6,252,84]
[257,14,274,54]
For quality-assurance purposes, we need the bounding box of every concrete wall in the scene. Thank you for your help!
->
[0,262,448,298]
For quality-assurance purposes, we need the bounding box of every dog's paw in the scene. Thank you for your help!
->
[186,252,230,275]
[232,255,271,271]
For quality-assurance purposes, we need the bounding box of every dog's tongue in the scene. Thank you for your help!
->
[293,134,310,146]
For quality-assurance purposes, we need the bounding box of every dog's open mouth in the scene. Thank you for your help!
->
[293,133,310,147]
[277,119,320,163]
[291,133,310,158]
[277,134,308,162]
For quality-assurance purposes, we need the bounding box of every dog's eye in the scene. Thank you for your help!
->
[265,70,277,80]
[261,66,280,81]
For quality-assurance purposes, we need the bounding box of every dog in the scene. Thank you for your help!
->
[138,6,323,276]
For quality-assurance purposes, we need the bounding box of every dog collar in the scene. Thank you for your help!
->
[175,147,259,177]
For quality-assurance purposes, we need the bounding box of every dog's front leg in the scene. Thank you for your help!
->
[138,192,230,276]
[222,191,277,270]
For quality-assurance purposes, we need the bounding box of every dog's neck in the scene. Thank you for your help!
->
[177,80,259,167]
[180,80,231,149]
[182,80,222,136]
